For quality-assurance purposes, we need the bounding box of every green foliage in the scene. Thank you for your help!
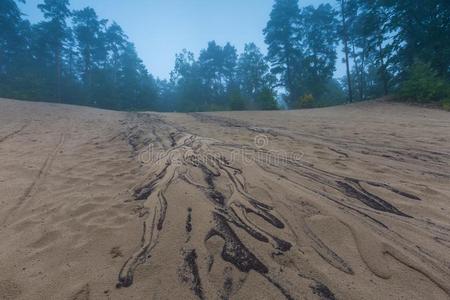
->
[198,41,238,107]
[264,0,339,107]
[0,0,30,98]
[334,0,450,103]
[442,99,450,111]
[299,4,339,100]
[298,94,314,108]
[399,62,448,103]
[387,0,450,79]
[237,43,274,99]
[256,88,278,110]
[163,41,280,112]
[315,79,347,107]
[264,0,301,107]
[237,43,276,109]
[229,88,246,111]
[0,0,157,110]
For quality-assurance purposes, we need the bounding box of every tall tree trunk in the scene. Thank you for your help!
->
[341,0,353,103]
[56,46,62,102]
[360,47,366,100]
[378,38,388,96]
[84,48,92,105]
[351,43,363,101]
[286,53,294,107]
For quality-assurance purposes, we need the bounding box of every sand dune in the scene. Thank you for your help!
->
[0,98,449,299]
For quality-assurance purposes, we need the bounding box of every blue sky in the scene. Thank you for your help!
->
[19,0,344,79]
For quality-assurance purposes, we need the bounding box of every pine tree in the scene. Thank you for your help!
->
[387,0,450,79]
[354,0,391,97]
[264,0,301,107]
[299,4,339,101]
[105,22,127,83]
[0,0,30,98]
[0,0,25,71]
[337,0,354,102]
[119,42,156,110]
[237,43,275,108]
[198,41,238,108]
[73,7,108,104]
[170,49,205,111]
[38,0,71,101]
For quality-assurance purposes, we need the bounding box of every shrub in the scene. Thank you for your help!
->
[256,88,278,110]
[229,89,246,111]
[399,62,448,103]
[442,98,450,111]
[299,93,314,108]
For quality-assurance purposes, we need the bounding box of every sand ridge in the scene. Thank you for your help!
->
[0,98,449,299]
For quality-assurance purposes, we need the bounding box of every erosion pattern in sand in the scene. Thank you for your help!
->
[0,98,449,300]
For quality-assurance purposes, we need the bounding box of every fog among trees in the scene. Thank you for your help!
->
[1,0,449,111]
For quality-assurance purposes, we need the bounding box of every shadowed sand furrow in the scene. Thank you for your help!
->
[2,132,66,226]
[0,124,28,144]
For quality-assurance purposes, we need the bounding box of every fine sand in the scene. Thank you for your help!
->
[0,98,449,299]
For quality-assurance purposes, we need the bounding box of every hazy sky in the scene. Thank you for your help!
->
[19,0,344,79]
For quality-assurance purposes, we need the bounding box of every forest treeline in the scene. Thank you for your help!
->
[1,0,449,112]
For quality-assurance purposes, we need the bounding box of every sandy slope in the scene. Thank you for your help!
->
[0,98,449,300]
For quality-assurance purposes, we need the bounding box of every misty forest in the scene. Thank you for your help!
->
[1,0,450,112]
